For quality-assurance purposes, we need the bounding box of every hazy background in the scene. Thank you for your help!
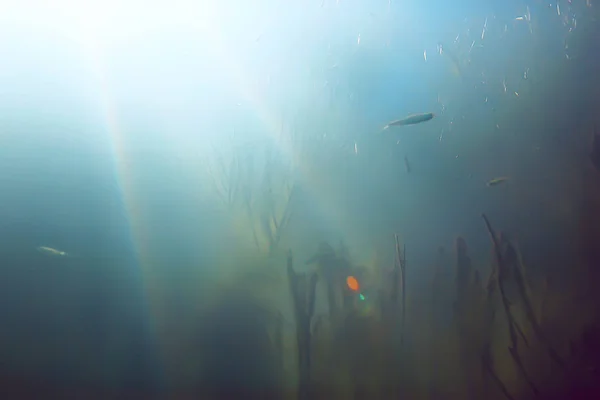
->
[0,0,598,394]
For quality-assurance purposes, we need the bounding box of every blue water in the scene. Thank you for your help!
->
[0,0,598,397]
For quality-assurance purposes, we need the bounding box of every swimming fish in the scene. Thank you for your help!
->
[486,177,509,187]
[37,246,68,256]
[383,112,435,130]
[404,155,411,173]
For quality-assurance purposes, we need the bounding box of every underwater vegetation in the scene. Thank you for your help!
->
[205,138,296,257]
[3,1,600,399]
[192,212,600,400]
[193,98,600,399]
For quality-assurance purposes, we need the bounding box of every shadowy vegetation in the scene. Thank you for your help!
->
[187,208,600,400]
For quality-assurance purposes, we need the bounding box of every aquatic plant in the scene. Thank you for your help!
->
[190,210,595,400]
[480,213,573,399]
[286,250,318,400]
[205,138,296,256]
[393,234,406,346]
[205,142,241,211]
[255,145,296,256]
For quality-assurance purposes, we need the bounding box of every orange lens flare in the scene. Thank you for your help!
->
[346,275,359,291]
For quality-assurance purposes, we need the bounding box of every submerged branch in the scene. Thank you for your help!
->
[208,143,242,210]
[255,144,297,255]
[512,245,566,368]
[482,344,516,400]
[481,214,519,350]
[287,250,318,400]
[394,234,406,346]
[481,213,540,397]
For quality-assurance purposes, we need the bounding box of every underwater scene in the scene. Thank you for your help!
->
[0,0,599,399]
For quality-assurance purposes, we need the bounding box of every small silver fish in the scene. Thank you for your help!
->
[486,177,509,187]
[37,246,68,256]
[383,112,435,130]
